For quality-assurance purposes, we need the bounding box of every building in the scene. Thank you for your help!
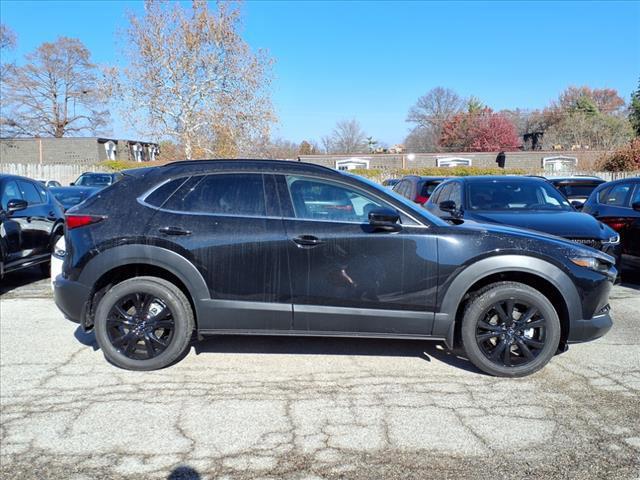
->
[0,137,160,166]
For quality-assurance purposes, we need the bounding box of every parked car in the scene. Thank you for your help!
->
[0,174,64,279]
[424,176,621,267]
[38,180,62,188]
[546,176,605,209]
[49,186,100,211]
[582,177,640,269]
[54,160,615,377]
[393,176,445,205]
[382,178,400,188]
[71,172,123,188]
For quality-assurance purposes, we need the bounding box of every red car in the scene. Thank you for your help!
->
[392,176,445,205]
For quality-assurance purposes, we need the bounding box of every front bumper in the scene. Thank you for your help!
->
[53,274,91,324]
[567,312,613,344]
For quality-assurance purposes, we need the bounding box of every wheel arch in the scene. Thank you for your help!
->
[436,255,581,349]
[79,245,210,329]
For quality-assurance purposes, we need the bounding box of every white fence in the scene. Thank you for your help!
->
[1,162,638,186]
[0,163,111,185]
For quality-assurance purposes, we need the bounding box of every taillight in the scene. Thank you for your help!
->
[65,214,106,230]
[601,217,632,232]
[415,195,429,205]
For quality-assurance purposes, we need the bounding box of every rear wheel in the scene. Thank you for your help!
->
[461,281,561,377]
[94,276,194,370]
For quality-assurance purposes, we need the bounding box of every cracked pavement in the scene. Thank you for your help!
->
[1,268,639,479]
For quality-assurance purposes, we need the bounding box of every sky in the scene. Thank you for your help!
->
[1,0,639,145]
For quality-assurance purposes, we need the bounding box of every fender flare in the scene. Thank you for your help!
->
[436,255,582,348]
[79,244,211,313]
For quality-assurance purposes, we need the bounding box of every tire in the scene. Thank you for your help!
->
[461,281,561,377]
[94,276,194,371]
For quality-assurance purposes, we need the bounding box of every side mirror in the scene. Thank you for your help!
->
[633,202,640,212]
[571,200,584,211]
[7,199,28,214]
[368,208,401,231]
[69,182,75,186]
[439,200,457,213]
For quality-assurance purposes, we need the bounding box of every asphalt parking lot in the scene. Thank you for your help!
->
[1,268,639,480]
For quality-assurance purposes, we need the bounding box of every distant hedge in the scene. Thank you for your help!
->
[350,166,526,182]
[100,160,167,171]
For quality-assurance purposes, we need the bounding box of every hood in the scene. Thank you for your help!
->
[465,210,611,240]
[456,219,616,264]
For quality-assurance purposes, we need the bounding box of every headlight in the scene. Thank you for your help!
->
[570,257,611,272]
[603,233,620,245]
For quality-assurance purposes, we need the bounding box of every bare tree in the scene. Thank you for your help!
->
[1,36,109,137]
[0,24,17,133]
[543,112,632,150]
[0,23,16,50]
[118,0,275,159]
[324,119,368,154]
[405,87,465,152]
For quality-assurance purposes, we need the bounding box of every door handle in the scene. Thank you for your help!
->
[158,226,191,236]
[293,235,324,247]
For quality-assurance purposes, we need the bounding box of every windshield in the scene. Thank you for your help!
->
[467,180,573,211]
[53,190,90,208]
[555,183,600,198]
[75,174,112,187]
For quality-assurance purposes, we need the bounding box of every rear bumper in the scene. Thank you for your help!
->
[53,275,91,324]
[567,312,613,344]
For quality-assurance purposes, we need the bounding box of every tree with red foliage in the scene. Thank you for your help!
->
[439,109,521,152]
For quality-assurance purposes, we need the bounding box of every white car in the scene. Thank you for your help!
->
[50,236,66,290]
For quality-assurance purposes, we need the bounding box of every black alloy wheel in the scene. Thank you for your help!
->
[475,299,547,368]
[461,281,561,377]
[106,293,175,360]
[94,276,194,370]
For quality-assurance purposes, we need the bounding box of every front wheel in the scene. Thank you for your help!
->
[461,281,561,377]
[94,276,194,370]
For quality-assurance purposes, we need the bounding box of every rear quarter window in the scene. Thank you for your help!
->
[144,177,190,207]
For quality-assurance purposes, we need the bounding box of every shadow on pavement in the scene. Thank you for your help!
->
[194,334,483,375]
[0,266,49,297]
[167,466,201,480]
[620,267,640,290]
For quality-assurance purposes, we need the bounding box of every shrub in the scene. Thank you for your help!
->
[350,166,526,183]
[598,138,640,172]
[99,159,167,171]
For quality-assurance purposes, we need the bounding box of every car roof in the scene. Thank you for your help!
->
[399,175,447,181]
[125,158,339,178]
[455,175,548,183]
[0,174,38,182]
[547,176,604,183]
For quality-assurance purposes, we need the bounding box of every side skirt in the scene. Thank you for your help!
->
[197,328,448,343]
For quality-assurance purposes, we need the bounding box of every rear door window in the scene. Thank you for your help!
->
[162,173,266,216]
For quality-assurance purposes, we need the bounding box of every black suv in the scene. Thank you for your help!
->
[1,174,64,279]
[54,160,615,377]
[425,176,621,267]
